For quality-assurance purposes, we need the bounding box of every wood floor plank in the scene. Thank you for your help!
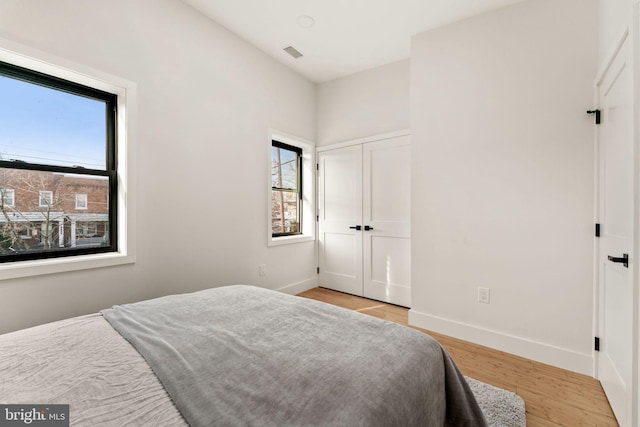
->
[297,287,618,426]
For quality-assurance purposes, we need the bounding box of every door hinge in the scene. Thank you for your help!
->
[595,223,600,237]
[316,163,319,171]
[595,337,600,352]
[316,215,319,222]
[317,267,320,274]
[587,109,601,125]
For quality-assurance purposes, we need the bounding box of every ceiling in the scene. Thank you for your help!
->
[181,0,526,83]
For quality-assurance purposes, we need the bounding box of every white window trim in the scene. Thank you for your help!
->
[0,37,137,280]
[75,194,88,210]
[2,189,14,208]
[268,129,315,247]
[38,190,53,207]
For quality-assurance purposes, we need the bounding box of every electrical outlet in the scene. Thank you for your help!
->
[478,287,490,304]
[259,264,267,277]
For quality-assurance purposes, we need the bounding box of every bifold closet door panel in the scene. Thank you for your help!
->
[362,137,411,307]
[318,145,363,296]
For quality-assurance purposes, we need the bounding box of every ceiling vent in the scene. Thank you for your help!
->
[283,46,304,59]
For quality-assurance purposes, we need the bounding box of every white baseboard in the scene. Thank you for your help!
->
[276,277,318,295]
[408,309,594,376]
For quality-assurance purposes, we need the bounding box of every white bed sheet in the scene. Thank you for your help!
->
[0,313,187,426]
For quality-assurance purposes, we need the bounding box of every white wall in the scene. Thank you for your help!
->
[0,0,316,334]
[409,0,598,374]
[316,60,410,146]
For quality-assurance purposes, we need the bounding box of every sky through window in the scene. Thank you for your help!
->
[0,75,106,170]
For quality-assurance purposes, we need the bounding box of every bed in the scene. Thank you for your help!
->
[0,285,487,426]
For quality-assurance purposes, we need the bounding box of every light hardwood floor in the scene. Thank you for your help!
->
[297,287,618,427]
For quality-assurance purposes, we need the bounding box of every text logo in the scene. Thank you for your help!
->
[0,405,68,426]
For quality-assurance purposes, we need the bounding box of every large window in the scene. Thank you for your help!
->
[0,60,117,262]
[271,140,302,236]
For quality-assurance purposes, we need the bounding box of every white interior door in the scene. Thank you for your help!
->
[362,137,411,306]
[318,145,363,296]
[596,33,635,427]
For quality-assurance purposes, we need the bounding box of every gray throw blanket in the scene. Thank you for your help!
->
[102,285,487,426]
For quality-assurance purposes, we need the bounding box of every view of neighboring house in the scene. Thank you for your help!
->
[0,168,109,253]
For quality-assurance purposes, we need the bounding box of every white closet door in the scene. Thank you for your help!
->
[318,135,412,307]
[362,136,411,307]
[318,145,363,296]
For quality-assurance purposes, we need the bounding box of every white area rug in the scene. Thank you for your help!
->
[467,377,526,427]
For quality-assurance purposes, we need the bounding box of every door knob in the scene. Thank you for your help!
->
[349,225,362,230]
[607,254,629,268]
[364,225,374,231]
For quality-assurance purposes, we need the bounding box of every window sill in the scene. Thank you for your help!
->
[0,251,135,281]
[268,234,314,247]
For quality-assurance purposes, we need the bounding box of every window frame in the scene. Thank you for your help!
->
[78,221,97,238]
[1,189,15,208]
[0,38,136,280]
[271,140,303,238]
[18,225,31,239]
[0,59,117,263]
[75,194,88,210]
[267,130,315,247]
[38,190,53,208]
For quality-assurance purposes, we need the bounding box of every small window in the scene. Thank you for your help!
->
[18,225,31,239]
[271,141,302,237]
[38,191,53,208]
[76,194,88,210]
[267,130,314,247]
[1,189,14,208]
[78,221,97,237]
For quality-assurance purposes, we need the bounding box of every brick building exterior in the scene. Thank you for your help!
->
[0,169,109,252]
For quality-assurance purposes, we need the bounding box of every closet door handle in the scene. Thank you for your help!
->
[349,225,362,231]
[608,254,629,268]
[364,226,374,231]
